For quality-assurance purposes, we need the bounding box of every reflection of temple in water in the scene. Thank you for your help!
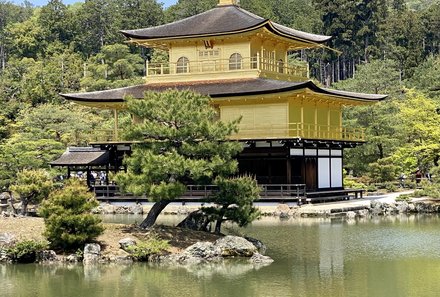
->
[319,222,344,278]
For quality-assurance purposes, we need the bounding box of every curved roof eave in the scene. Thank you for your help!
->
[120,20,269,41]
[121,21,331,45]
[120,5,331,45]
[60,79,387,104]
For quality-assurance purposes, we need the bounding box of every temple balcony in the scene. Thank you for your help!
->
[77,124,364,144]
[145,56,309,83]
[228,123,365,142]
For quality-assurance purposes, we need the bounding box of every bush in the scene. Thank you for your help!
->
[344,177,367,189]
[39,179,104,250]
[202,176,261,234]
[368,158,399,183]
[413,181,440,199]
[366,184,378,192]
[6,240,47,263]
[384,182,398,193]
[126,235,169,261]
[396,194,412,201]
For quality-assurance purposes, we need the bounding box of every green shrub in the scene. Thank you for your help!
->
[127,235,170,261]
[413,182,440,199]
[396,194,412,201]
[366,184,378,192]
[344,177,367,190]
[39,179,104,250]
[6,240,47,263]
[384,182,398,193]
[368,158,399,183]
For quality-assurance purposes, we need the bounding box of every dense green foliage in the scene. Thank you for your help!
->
[5,240,48,263]
[39,179,103,250]
[0,0,439,197]
[10,169,53,215]
[202,176,261,234]
[126,235,170,261]
[116,90,252,227]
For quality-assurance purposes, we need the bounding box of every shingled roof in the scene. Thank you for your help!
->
[51,147,110,166]
[61,78,387,103]
[120,5,331,44]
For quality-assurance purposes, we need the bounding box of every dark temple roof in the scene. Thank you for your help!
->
[51,147,110,167]
[120,5,331,44]
[61,78,387,103]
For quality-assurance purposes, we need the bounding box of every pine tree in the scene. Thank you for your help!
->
[116,90,244,228]
[39,179,103,250]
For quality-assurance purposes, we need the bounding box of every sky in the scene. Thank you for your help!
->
[11,0,178,8]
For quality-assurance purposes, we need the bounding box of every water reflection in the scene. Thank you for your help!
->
[3,214,440,297]
[319,222,344,278]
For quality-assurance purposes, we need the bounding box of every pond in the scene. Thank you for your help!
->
[2,214,440,297]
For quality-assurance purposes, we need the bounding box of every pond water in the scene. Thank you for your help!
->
[2,214,440,297]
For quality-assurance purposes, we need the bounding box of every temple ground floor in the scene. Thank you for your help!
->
[51,138,364,201]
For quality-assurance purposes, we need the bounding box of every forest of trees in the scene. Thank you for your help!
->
[0,0,440,191]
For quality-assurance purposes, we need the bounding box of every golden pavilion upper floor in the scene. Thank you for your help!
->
[120,3,332,84]
[62,78,386,144]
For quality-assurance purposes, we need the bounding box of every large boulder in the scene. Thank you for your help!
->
[345,211,357,220]
[396,201,409,213]
[83,243,101,264]
[184,242,221,259]
[245,236,267,255]
[214,236,257,257]
[249,253,274,265]
[274,204,291,218]
[0,233,16,247]
[119,238,137,252]
[0,249,10,262]
[36,250,58,262]
[66,254,81,263]
[177,210,211,232]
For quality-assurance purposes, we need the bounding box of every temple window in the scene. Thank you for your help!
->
[199,49,220,59]
[229,53,242,70]
[176,57,189,73]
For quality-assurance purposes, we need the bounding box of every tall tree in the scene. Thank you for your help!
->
[38,0,73,45]
[116,90,243,228]
[0,1,33,70]
[73,0,119,56]
[113,0,164,31]
[10,169,53,215]
[333,60,402,175]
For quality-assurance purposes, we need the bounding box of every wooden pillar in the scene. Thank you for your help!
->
[286,157,292,184]
[114,109,119,141]
[105,165,109,185]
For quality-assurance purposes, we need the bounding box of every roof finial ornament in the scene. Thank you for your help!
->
[218,0,240,6]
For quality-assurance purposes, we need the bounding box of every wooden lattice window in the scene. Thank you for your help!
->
[229,53,242,70]
[176,57,189,73]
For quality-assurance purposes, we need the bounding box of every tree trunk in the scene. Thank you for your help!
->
[21,199,28,216]
[7,191,17,215]
[139,200,170,228]
[214,219,223,234]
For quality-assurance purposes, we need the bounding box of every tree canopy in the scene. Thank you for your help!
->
[116,90,245,228]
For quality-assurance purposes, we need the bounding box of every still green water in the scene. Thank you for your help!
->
[2,215,440,297]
